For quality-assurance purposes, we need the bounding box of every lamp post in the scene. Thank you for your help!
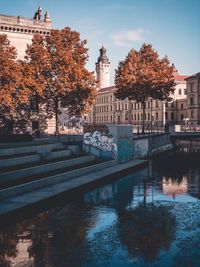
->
[183,117,189,132]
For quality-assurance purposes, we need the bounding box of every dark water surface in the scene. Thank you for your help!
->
[1,153,200,267]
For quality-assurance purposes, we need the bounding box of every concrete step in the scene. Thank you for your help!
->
[0,154,41,169]
[0,142,64,157]
[0,160,117,200]
[0,155,96,185]
[0,149,72,171]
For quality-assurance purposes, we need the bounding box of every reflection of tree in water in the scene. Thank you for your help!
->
[0,198,91,267]
[27,199,91,267]
[0,225,23,267]
[117,203,176,261]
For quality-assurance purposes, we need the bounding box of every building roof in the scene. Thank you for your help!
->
[98,86,116,94]
[97,73,190,94]
[175,75,189,81]
[185,72,200,80]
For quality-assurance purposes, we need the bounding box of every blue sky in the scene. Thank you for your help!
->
[1,0,200,83]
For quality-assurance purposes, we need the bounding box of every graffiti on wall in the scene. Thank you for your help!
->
[83,131,117,156]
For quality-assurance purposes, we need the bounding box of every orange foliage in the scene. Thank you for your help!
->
[115,43,175,102]
[24,27,97,134]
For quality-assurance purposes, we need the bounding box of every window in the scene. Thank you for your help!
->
[165,102,168,108]
[171,112,174,120]
[171,102,174,108]
[190,97,194,105]
[191,110,194,118]
[165,112,168,120]
[181,103,184,109]
[30,97,39,112]
[181,114,184,120]
[156,112,158,120]
[156,101,159,108]
[178,89,182,95]
[190,83,194,92]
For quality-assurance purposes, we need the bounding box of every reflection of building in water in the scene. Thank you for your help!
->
[162,176,188,199]
[10,240,33,266]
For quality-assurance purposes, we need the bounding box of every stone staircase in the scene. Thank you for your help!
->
[0,141,116,201]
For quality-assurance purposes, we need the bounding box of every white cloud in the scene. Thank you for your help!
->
[111,29,145,47]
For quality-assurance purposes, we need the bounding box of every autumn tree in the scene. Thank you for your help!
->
[0,34,21,132]
[0,34,37,134]
[115,44,175,133]
[24,27,96,136]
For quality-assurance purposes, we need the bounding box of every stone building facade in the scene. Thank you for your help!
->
[88,47,189,130]
[0,7,56,134]
[0,7,51,60]
[185,73,200,121]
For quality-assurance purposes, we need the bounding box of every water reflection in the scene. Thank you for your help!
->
[118,203,176,261]
[162,176,188,199]
[1,154,200,266]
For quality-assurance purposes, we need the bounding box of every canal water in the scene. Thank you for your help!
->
[1,152,200,267]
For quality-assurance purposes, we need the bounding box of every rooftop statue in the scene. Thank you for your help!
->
[33,6,42,20]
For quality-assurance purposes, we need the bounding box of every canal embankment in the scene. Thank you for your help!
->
[0,159,147,222]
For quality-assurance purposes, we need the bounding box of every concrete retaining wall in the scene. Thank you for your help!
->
[134,133,173,158]
[83,145,113,160]
[0,154,41,169]
[0,160,117,200]
[0,155,96,183]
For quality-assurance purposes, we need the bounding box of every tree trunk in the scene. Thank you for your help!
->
[142,101,145,134]
[55,97,60,141]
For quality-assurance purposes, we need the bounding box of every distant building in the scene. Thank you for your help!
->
[88,47,189,128]
[185,72,200,121]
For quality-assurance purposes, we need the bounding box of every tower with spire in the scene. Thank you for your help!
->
[95,46,111,89]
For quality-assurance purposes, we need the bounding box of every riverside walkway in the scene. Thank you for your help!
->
[0,159,146,221]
